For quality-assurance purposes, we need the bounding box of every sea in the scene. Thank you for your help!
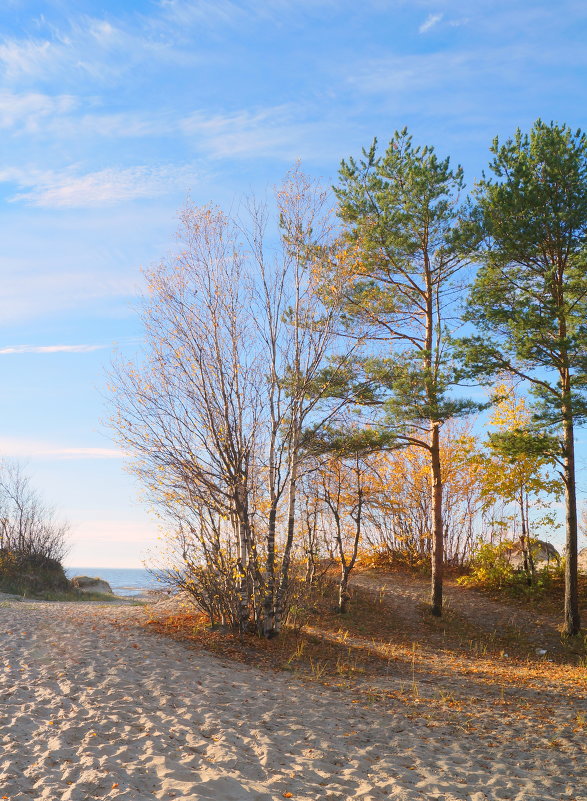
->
[64,567,160,597]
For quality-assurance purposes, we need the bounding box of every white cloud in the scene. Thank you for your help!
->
[349,50,471,100]
[347,45,552,114]
[0,37,58,80]
[0,437,126,459]
[0,344,107,355]
[419,13,443,33]
[181,104,347,161]
[158,0,375,28]
[182,106,294,158]
[0,164,198,208]
[448,17,470,28]
[0,90,77,131]
[158,0,247,26]
[0,89,174,141]
[61,111,170,139]
[0,14,201,86]
[47,447,126,459]
[0,88,172,142]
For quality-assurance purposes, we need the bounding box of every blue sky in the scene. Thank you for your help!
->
[0,0,586,567]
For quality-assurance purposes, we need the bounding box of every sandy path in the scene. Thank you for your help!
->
[0,598,585,801]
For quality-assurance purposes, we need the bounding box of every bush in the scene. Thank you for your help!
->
[0,461,70,596]
[457,542,514,589]
[357,545,431,572]
[458,540,563,597]
[0,550,70,596]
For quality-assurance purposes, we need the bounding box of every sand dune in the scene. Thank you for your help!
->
[0,597,585,800]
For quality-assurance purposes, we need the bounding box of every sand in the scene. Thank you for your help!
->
[0,596,585,801]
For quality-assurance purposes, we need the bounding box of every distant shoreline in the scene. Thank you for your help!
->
[64,566,159,596]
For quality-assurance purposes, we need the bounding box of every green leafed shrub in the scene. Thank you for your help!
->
[458,540,564,598]
[457,542,515,590]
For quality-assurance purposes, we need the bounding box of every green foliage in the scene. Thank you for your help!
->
[459,119,587,426]
[457,119,587,633]
[0,549,70,597]
[300,423,399,458]
[487,428,561,462]
[459,541,563,598]
[331,128,481,430]
[458,542,516,590]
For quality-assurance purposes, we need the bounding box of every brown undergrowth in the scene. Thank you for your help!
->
[146,569,587,725]
[475,570,587,613]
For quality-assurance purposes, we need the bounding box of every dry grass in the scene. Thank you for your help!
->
[477,569,587,612]
[146,571,587,719]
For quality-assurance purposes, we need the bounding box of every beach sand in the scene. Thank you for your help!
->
[0,596,585,801]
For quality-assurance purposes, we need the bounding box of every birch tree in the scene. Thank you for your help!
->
[111,206,263,630]
[111,171,344,636]
[245,168,346,635]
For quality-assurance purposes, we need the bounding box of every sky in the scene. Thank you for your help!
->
[0,0,586,567]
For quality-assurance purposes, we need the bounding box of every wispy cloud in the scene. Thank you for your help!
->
[158,0,247,27]
[0,344,107,355]
[0,89,174,142]
[348,49,473,105]
[0,37,58,81]
[0,14,201,86]
[0,437,126,459]
[45,447,126,459]
[182,104,352,161]
[158,0,350,28]
[0,164,199,207]
[0,90,77,131]
[56,111,171,139]
[419,13,443,34]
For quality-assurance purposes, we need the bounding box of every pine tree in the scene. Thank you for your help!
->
[330,129,478,615]
[459,120,587,635]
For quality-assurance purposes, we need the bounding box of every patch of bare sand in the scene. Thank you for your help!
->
[0,598,585,801]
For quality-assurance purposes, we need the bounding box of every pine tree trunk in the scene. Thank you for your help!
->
[430,421,443,616]
[562,413,581,635]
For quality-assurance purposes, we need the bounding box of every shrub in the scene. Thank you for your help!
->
[457,542,515,589]
[0,550,70,596]
[458,540,563,597]
[357,545,431,572]
[0,461,70,596]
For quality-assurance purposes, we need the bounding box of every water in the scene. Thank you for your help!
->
[65,567,159,597]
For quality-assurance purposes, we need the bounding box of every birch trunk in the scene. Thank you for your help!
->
[274,419,300,634]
